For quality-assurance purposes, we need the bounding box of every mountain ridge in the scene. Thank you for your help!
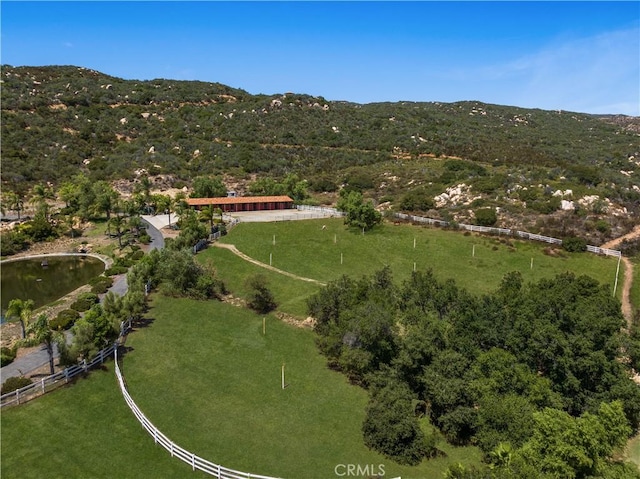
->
[2,65,639,243]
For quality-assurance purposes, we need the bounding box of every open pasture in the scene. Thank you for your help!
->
[121,296,483,479]
[208,218,620,310]
[0,367,207,479]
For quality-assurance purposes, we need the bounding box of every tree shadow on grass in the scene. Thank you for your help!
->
[132,316,155,329]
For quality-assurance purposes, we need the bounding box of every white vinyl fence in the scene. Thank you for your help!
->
[393,213,621,258]
[114,350,281,479]
[296,205,345,217]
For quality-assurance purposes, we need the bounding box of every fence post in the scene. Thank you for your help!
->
[41,378,46,394]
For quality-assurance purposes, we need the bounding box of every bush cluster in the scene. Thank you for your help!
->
[562,236,587,253]
[50,309,80,330]
[89,276,113,294]
[0,346,17,367]
[1,376,33,394]
[70,292,99,312]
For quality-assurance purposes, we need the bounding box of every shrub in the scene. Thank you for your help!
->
[0,230,30,256]
[562,236,587,253]
[530,196,561,214]
[308,175,338,193]
[400,189,435,212]
[1,376,33,394]
[138,233,151,244]
[113,257,133,268]
[474,208,497,227]
[89,276,113,294]
[50,309,80,330]
[246,274,277,314]
[0,346,17,367]
[70,292,99,312]
[129,249,144,261]
[595,220,610,234]
[105,265,128,276]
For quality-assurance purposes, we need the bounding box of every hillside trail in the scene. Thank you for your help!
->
[213,243,326,286]
[601,224,640,327]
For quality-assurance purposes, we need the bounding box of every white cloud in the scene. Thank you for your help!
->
[491,26,640,115]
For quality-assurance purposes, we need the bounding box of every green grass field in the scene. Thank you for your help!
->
[206,219,620,317]
[2,218,629,478]
[0,367,209,479]
[122,296,483,479]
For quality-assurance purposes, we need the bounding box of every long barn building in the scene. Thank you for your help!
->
[186,195,294,213]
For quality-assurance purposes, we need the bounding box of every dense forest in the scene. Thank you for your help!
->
[2,65,639,242]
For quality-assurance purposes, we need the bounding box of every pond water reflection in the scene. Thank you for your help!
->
[1,255,105,315]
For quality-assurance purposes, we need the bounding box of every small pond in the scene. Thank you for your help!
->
[1,255,106,317]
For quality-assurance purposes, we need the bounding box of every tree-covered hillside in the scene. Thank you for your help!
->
[2,65,639,240]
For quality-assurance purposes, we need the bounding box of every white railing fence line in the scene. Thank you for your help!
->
[296,205,345,217]
[114,350,282,479]
[393,213,621,258]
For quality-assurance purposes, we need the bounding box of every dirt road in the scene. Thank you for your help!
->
[213,243,326,286]
[602,225,640,327]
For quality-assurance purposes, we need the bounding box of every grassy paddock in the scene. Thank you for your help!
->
[199,246,321,317]
[123,296,483,479]
[0,367,208,479]
[212,218,619,298]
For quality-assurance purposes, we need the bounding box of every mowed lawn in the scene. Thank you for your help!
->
[627,433,640,469]
[207,218,621,315]
[122,296,483,479]
[0,366,209,479]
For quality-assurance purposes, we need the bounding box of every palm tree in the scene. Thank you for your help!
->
[199,205,216,232]
[64,213,78,238]
[109,214,126,248]
[153,194,174,227]
[27,313,59,375]
[134,176,152,213]
[6,298,35,339]
[93,181,119,235]
[4,191,25,219]
[488,442,513,469]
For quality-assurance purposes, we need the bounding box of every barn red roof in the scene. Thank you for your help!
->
[186,196,293,206]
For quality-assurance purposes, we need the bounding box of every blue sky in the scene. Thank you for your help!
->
[2,1,638,115]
